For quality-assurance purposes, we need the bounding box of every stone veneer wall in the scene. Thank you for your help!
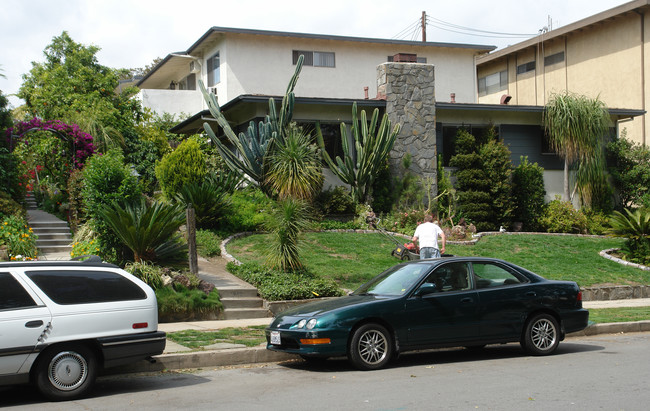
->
[377,63,437,191]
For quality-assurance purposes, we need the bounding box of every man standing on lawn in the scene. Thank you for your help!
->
[412,214,446,259]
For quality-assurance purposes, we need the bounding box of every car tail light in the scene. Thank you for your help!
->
[132,322,148,329]
[576,291,582,302]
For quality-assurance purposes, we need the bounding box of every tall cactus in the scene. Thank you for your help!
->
[199,55,304,189]
[316,102,400,203]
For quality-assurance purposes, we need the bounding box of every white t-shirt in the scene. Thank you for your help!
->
[413,222,443,249]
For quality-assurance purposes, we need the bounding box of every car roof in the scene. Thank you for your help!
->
[0,255,119,269]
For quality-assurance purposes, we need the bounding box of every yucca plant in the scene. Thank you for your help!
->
[174,172,240,229]
[98,198,186,263]
[264,198,312,272]
[265,126,323,201]
[608,208,650,265]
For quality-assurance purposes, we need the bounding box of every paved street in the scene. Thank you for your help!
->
[3,332,649,410]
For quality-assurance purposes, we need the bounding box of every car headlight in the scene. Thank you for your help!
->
[306,318,318,329]
[296,319,307,329]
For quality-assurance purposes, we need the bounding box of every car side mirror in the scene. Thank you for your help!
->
[415,283,437,297]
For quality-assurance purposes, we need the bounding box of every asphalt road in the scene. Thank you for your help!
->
[3,332,650,410]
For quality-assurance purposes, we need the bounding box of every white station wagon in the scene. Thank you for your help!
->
[0,257,166,400]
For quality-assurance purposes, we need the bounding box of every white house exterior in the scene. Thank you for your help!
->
[135,27,495,116]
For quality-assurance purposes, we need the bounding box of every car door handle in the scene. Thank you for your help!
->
[526,291,537,297]
[25,320,44,328]
[460,297,474,304]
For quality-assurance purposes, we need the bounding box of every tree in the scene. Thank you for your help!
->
[544,91,610,206]
[18,32,142,152]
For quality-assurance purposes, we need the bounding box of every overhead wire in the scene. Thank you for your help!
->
[392,15,538,41]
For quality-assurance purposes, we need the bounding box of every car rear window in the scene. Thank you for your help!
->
[25,270,147,305]
[0,272,38,310]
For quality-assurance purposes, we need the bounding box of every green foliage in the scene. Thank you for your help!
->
[582,208,611,236]
[608,208,650,265]
[315,186,357,216]
[227,262,344,301]
[66,169,85,232]
[314,219,361,230]
[379,209,429,235]
[0,91,13,139]
[265,126,323,200]
[97,198,186,263]
[0,191,25,220]
[174,172,239,229]
[124,261,165,290]
[70,237,100,260]
[449,129,494,231]
[544,91,611,206]
[538,197,588,234]
[369,160,395,213]
[607,134,650,209]
[436,154,456,224]
[199,56,304,192]
[264,198,312,271]
[155,138,207,200]
[0,215,37,260]
[316,102,400,203]
[81,150,141,261]
[0,148,23,202]
[512,156,546,231]
[480,138,514,227]
[195,229,222,257]
[220,187,274,234]
[155,285,221,320]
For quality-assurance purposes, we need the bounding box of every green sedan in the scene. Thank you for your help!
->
[265,257,589,370]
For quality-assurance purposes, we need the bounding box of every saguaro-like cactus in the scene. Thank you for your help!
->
[198,55,304,190]
[316,102,400,203]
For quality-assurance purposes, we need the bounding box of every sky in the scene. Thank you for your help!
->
[0,0,629,107]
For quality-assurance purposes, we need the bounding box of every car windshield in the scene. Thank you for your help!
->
[353,263,430,296]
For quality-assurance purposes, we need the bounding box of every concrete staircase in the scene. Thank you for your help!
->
[218,287,270,320]
[26,193,73,256]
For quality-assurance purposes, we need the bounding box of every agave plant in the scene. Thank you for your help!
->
[316,102,400,204]
[97,198,186,263]
[174,172,240,229]
[608,208,650,265]
[198,55,304,193]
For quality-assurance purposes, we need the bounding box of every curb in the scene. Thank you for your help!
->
[112,320,650,375]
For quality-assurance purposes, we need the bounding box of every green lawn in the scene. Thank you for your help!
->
[227,232,649,290]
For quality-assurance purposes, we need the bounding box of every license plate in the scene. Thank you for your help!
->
[270,331,281,345]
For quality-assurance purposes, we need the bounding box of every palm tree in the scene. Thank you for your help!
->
[264,198,312,271]
[544,91,611,206]
[98,199,186,263]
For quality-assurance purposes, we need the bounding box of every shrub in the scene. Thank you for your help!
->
[0,148,24,203]
[538,197,588,233]
[66,169,85,232]
[220,187,274,234]
[607,134,650,209]
[82,150,141,262]
[264,198,313,271]
[370,160,394,213]
[583,208,611,235]
[0,214,38,260]
[0,191,25,220]
[315,186,357,216]
[315,219,361,230]
[608,208,650,266]
[156,285,222,320]
[174,172,238,229]
[512,156,546,231]
[124,261,165,290]
[480,139,513,228]
[70,238,101,260]
[155,138,207,200]
[227,262,344,301]
[196,229,222,257]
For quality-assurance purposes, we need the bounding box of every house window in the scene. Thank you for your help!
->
[516,61,536,75]
[544,52,565,66]
[207,52,220,86]
[478,70,508,96]
[293,50,335,67]
[179,73,196,90]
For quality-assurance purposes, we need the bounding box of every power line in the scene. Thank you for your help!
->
[392,15,538,41]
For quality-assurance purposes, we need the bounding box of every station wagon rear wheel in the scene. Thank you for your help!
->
[35,344,97,401]
[348,323,393,370]
[522,314,560,356]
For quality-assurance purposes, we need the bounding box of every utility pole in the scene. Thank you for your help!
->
[422,11,427,42]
